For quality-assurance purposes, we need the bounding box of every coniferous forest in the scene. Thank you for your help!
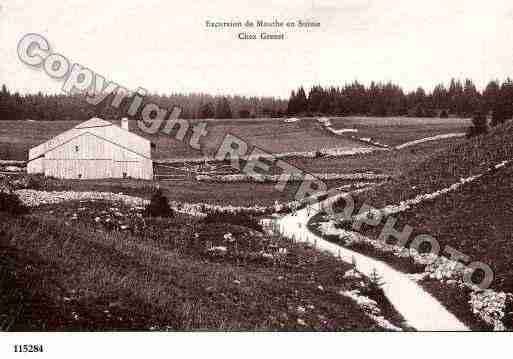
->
[287,79,513,124]
[1,78,513,125]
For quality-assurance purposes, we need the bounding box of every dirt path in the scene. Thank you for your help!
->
[395,133,466,149]
[274,196,469,331]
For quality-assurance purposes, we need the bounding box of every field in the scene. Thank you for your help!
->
[306,121,513,329]
[0,118,363,161]
[327,116,471,147]
[0,199,408,331]
[285,137,466,177]
[331,122,513,295]
[0,115,498,331]
[17,176,363,207]
[0,117,471,207]
[16,138,461,207]
[0,117,470,161]
[6,137,464,208]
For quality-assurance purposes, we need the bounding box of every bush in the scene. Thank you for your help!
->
[362,268,385,296]
[0,192,29,215]
[143,189,174,218]
[439,109,449,118]
[414,105,425,117]
[467,111,488,138]
[26,175,46,190]
[491,106,509,127]
[424,108,436,118]
[313,150,323,159]
[202,211,262,232]
[238,109,250,119]
[503,296,513,329]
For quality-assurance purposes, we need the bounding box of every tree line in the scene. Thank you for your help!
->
[287,78,513,122]
[1,78,513,123]
[0,85,287,122]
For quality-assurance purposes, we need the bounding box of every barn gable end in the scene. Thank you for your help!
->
[27,118,153,180]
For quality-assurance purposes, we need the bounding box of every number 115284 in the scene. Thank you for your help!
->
[13,344,44,353]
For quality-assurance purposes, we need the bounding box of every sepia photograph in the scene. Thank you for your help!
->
[0,0,512,356]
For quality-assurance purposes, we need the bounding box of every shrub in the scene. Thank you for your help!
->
[439,109,449,118]
[0,266,22,331]
[424,108,436,118]
[351,256,358,271]
[26,174,46,190]
[467,111,488,138]
[238,109,250,119]
[313,150,323,158]
[202,211,262,232]
[414,105,425,118]
[362,268,385,296]
[0,191,29,215]
[491,106,509,127]
[503,297,513,329]
[143,189,174,218]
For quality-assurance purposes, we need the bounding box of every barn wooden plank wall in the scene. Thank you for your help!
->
[27,118,154,180]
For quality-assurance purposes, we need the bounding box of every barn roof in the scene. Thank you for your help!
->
[75,117,114,129]
[28,118,152,161]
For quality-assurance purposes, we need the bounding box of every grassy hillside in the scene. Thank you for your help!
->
[333,121,513,294]
[328,117,470,147]
[0,199,406,331]
[378,165,513,293]
[0,119,363,161]
[349,121,513,208]
[287,138,464,177]
[0,117,468,161]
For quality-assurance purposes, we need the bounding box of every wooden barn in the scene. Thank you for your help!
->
[27,118,153,180]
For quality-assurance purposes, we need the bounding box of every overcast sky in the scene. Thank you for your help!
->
[1,0,513,98]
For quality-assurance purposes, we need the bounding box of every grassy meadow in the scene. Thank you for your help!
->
[0,116,471,208]
[0,118,362,161]
[328,116,471,147]
[0,115,494,331]
[0,116,470,161]
[0,199,407,331]
[330,121,513,294]
[16,137,462,207]
[306,121,513,329]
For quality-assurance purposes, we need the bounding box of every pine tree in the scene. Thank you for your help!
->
[367,268,385,294]
[143,189,174,218]
[307,85,324,114]
[287,90,297,115]
[0,84,10,120]
[215,97,232,119]
[467,110,488,137]
[449,78,464,115]
[351,256,358,271]
[483,80,500,113]
[199,102,215,119]
[296,86,308,114]
[432,83,449,110]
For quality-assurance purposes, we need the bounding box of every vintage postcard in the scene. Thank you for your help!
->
[0,0,512,357]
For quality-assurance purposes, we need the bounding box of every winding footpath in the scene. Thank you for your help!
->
[274,196,469,331]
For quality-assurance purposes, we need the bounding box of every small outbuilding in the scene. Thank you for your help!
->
[27,117,153,180]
